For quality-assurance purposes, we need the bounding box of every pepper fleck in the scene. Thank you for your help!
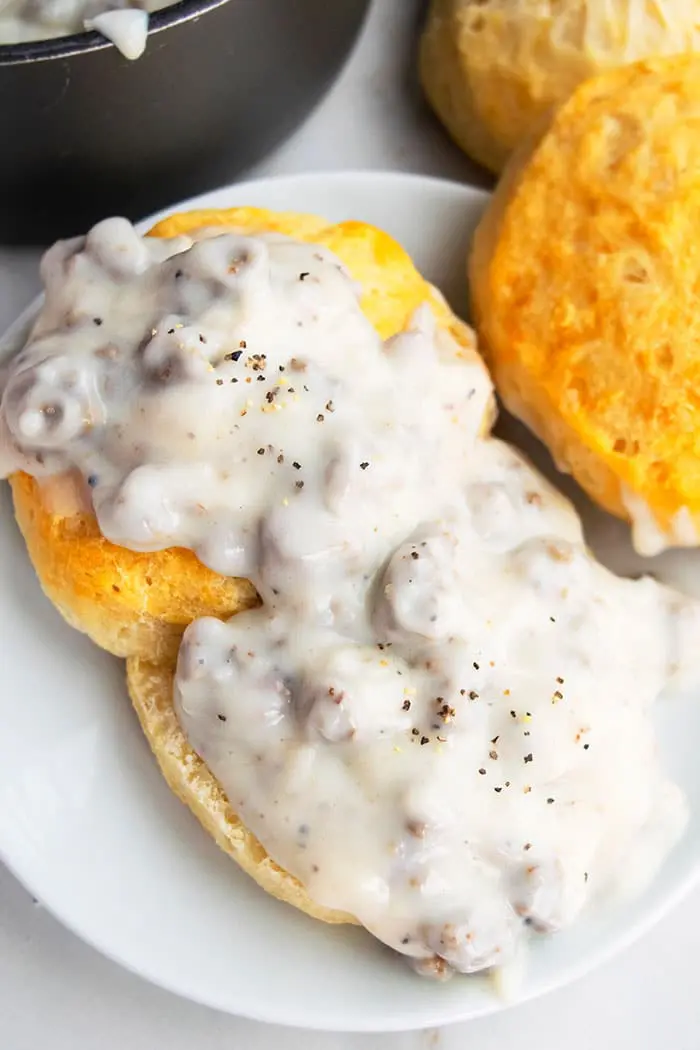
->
[299,272,310,281]
[217,714,227,722]
[547,798,555,804]
[411,551,419,560]
[360,461,370,470]
[494,787,503,793]
[316,414,325,423]
[402,700,411,711]
[420,736,429,746]
[292,461,302,470]
[257,448,265,456]
[524,753,533,764]
[93,317,103,326]
[478,768,487,775]
[296,480,305,489]
[412,728,419,736]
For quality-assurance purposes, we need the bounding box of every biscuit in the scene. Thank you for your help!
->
[11,207,487,658]
[420,0,700,173]
[471,54,700,553]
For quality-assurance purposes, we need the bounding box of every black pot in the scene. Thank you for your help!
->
[0,0,371,245]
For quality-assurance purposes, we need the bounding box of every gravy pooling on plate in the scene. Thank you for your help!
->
[1,216,698,978]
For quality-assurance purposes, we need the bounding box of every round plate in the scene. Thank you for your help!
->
[1,171,700,1032]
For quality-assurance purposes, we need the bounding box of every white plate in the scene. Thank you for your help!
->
[2,171,700,1033]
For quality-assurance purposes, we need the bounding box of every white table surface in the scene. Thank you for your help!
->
[1,2,699,1046]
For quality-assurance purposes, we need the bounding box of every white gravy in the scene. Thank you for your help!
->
[621,486,699,558]
[0,0,170,58]
[1,216,698,979]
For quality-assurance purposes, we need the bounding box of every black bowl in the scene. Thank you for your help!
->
[0,0,371,245]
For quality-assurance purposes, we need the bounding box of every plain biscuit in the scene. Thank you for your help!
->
[420,0,700,174]
[471,55,700,553]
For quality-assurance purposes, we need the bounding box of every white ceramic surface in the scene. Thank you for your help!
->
[1,170,700,1033]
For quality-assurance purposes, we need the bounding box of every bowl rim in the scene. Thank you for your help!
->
[0,0,364,65]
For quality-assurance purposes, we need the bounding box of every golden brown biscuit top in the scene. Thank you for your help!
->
[474,54,700,537]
